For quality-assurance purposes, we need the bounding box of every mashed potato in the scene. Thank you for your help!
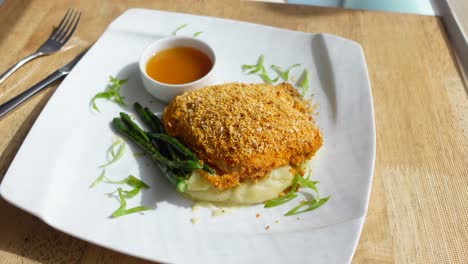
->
[185,164,307,204]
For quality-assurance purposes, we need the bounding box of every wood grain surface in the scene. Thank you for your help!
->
[0,0,467,263]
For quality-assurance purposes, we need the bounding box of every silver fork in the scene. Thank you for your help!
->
[0,9,81,85]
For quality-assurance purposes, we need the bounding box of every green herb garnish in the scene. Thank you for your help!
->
[297,69,310,97]
[104,175,150,198]
[91,76,128,111]
[172,24,188,35]
[193,31,203,37]
[242,55,265,74]
[111,188,151,218]
[265,173,330,216]
[264,192,298,208]
[100,138,126,168]
[120,187,142,198]
[295,175,319,194]
[105,187,143,199]
[259,67,279,84]
[271,64,301,81]
[285,196,330,216]
[89,169,107,188]
[265,173,300,208]
[242,55,279,84]
[241,58,313,97]
[104,175,150,189]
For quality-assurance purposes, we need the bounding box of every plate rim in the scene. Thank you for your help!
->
[0,7,376,263]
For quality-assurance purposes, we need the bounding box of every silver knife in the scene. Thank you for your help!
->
[0,48,88,118]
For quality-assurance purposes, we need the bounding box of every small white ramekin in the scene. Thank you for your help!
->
[139,36,216,103]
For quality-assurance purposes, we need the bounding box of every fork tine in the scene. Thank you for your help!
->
[55,9,77,41]
[60,11,81,44]
[51,9,72,40]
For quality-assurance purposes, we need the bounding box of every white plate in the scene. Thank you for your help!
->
[0,9,375,264]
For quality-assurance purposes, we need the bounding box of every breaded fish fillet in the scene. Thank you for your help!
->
[163,82,322,190]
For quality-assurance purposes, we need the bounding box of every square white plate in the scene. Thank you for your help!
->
[0,9,375,264]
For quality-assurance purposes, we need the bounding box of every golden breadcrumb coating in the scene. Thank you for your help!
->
[163,82,322,190]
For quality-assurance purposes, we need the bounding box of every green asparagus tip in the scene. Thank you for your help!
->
[134,102,143,111]
[179,160,203,171]
[119,112,130,119]
[113,118,127,132]
[177,178,188,192]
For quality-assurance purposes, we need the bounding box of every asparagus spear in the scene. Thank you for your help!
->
[149,133,197,160]
[119,112,149,142]
[134,103,158,132]
[134,103,179,161]
[148,133,215,174]
[113,103,216,192]
[143,106,165,133]
[113,117,197,192]
[135,103,215,174]
[116,117,202,171]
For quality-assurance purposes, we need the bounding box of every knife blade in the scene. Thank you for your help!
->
[0,48,89,119]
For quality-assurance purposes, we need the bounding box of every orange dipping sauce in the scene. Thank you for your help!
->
[146,47,212,85]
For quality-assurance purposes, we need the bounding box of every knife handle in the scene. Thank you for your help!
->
[0,70,66,119]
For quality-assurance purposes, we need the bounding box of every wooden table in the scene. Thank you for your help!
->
[1,0,467,263]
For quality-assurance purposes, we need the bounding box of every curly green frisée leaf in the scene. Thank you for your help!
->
[91,76,128,112]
